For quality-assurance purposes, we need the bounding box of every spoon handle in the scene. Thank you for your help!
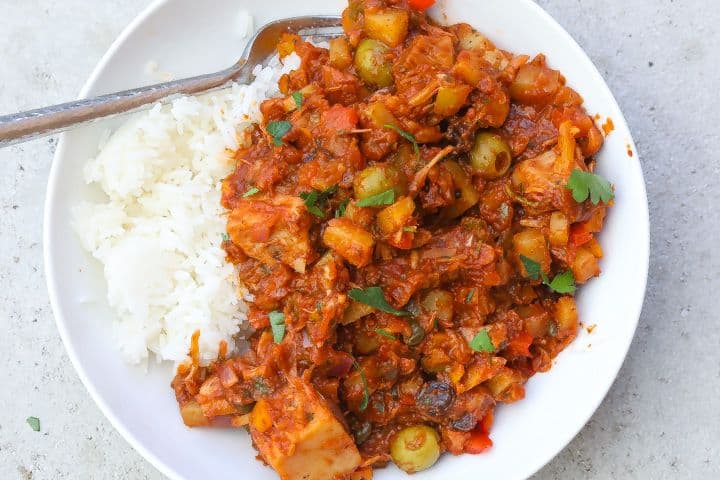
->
[0,63,245,148]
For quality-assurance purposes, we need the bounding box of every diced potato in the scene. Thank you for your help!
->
[453,50,485,86]
[420,290,454,325]
[434,84,473,117]
[486,367,524,403]
[456,25,494,52]
[179,401,209,427]
[342,300,376,325]
[513,228,550,275]
[549,211,569,246]
[250,379,361,480]
[442,160,480,219]
[364,8,409,47]
[250,399,273,433]
[322,218,375,267]
[555,296,578,335]
[227,195,313,273]
[509,63,561,104]
[329,37,353,70]
[277,33,299,58]
[344,201,375,228]
[572,246,600,283]
[377,196,415,236]
[363,101,398,129]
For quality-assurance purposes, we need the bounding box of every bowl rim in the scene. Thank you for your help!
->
[43,1,649,479]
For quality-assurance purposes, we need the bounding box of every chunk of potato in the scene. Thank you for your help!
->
[323,218,375,267]
[442,160,480,219]
[329,37,353,70]
[377,196,415,236]
[249,379,361,480]
[434,84,473,117]
[513,228,550,276]
[364,8,409,47]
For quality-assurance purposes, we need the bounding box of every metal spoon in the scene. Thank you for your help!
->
[0,16,342,148]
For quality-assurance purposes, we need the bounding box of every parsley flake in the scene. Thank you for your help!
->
[519,256,577,294]
[221,232,230,242]
[465,289,475,304]
[519,255,543,280]
[566,170,614,205]
[242,186,260,198]
[375,329,396,340]
[300,185,337,218]
[269,311,286,344]
[356,189,395,208]
[267,120,292,146]
[291,91,303,109]
[352,359,370,411]
[469,329,495,353]
[348,286,411,316]
[384,124,420,157]
[335,199,350,218]
[546,270,577,294]
[26,416,40,432]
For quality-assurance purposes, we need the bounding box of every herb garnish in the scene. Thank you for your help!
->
[335,199,350,218]
[26,416,40,432]
[267,120,292,146]
[269,311,286,343]
[375,329,396,340]
[221,232,230,242]
[469,329,495,353]
[242,186,260,198]
[356,189,395,208]
[352,359,370,411]
[291,91,303,109]
[348,287,411,317]
[519,255,577,294]
[465,289,476,304]
[566,170,614,205]
[300,185,338,218]
[384,124,420,157]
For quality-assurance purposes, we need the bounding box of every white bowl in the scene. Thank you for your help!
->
[44,0,649,479]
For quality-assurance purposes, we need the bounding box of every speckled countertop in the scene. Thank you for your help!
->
[1,0,718,479]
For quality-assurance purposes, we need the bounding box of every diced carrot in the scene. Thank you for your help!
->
[408,0,435,10]
[321,104,359,132]
[465,429,493,454]
[505,332,533,357]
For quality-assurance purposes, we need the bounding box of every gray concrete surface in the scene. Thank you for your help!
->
[0,0,718,478]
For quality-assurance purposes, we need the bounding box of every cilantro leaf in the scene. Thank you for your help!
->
[348,286,411,316]
[384,124,420,157]
[242,186,260,198]
[546,270,577,294]
[335,199,350,218]
[519,255,542,280]
[221,232,230,242]
[566,170,614,205]
[375,329,396,340]
[352,359,370,411]
[300,185,338,218]
[465,289,475,304]
[26,416,40,432]
[402,226,417,233]
[291,91,303,109]
[469,329,495,353]
[269,311,286,344]
[267,120,292,146]
[356,189,395,207]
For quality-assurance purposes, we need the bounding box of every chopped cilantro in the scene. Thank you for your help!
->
[269,311,286,343]
[356,189,395,208]
[469,329,495,353]
[375,329,396,340]
[267,120,292,146]
[291,91,303,109]
[26,416,40,432]
[402,226,417,232]
[352,359,370,411]
[300,185,337,218]
[348,286,411,317]
[465,289,476,304]
[519,255,543,281]
[384,123,420,157]
[519,256,577,294]
[566,170,614,205]
[335,199,350,218]
[242,186,260,198]
[221,232,230,242]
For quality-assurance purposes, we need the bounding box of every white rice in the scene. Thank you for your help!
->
[73,52,302,366]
